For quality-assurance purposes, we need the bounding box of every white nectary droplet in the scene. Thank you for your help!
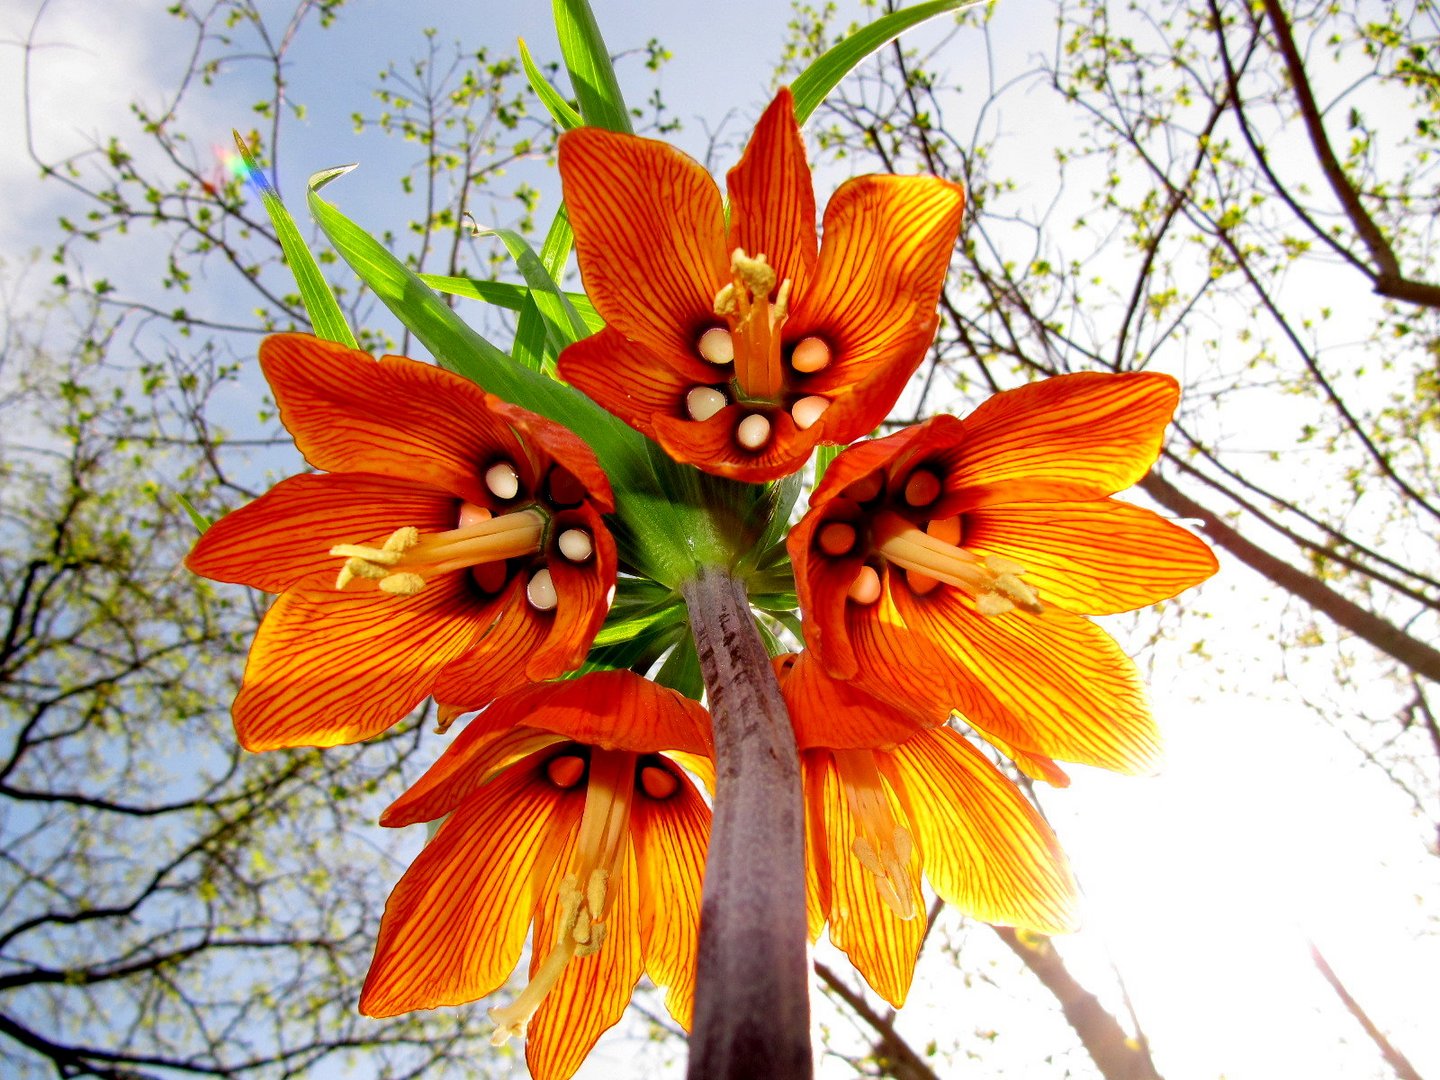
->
[458,501,494,529]
[791,395,830,431]
[735,413,771,450]
[789,336,831,373]
[847,564,882,604]
[526,568,558,611]
[697,326,736,365]
[485,461,520,500]
[557,528,594,562]
[686,386,727,422]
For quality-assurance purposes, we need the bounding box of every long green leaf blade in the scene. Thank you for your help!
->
[790,0,968,124]
[519,37,585,130]
[234,132,356,348]
[552,0,631,133]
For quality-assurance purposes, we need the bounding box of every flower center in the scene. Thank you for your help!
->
[713,247,789,402]
[329,507,546,597]
[831,748,916,920]
[489,748,637,1047]
[868,511,1043,617]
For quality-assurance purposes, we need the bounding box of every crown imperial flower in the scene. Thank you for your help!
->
[185,334,618,750]
[359,672,712,1080]
[555,87,965,481]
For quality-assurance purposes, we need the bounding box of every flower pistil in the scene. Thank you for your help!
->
[832,748,916,921]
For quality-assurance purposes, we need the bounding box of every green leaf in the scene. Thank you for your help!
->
[519,37,584,130]
[477,226,591,371]
[233,132,356,348]
[813,442,842,487]
[420,274,602,332]
[551,0,631,133]
[653,635,703,700]
[173,491,211,533]
[511,205,582,373]
[790,0,968,125]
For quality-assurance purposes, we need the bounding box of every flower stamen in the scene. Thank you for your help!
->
[714,248,790,402]
[489,749,635,1047]
[833,749,916,920]
[871,511,1043,616]
[330,510,545,596]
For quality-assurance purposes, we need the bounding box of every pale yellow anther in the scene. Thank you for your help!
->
[572,908,592,945]
[697,327,735,365]
[713,283,738,318]
[377,572,426,597]
[736,413,771,450]
[872,511,1044,617]
[730,248,776,297]
[976,593,1015,617]
[330,527,420,589]
[686,386,728,422]
[835,749,917,920]
[791,394,829,431]
[586,868,609,918]
[773,278,793,319]
[384,526,420,552]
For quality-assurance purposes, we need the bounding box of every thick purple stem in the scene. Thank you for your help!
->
[681,565,812,1080]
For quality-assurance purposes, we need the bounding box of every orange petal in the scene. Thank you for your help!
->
[430,576,545,710]
[887,728,1079,933]
[779,652,932,750]
[725,88,817,301]
[555,327,708,443]
[453,670,713,756]
[864,589,1161,774]
[486,395,615,513]
[960,499,1219,614]
[950,371,1180,506]
[812,749,926,1008]
[652,403,822,483]
[381,726,565,827]
[359,753,580,1016]
[632,765,710,1030]
[258,335,527,507]
[801,751,833,943]
[789,174,964,440]
[787,505,872,679]
[979,730,1073,788]
[525,835,643,1080]
[558,127,728,360]
[526,503,618,680]
[185,472,455,592]
[232,570,484,750]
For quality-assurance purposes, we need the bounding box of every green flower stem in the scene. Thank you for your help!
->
[680,566,813,1080]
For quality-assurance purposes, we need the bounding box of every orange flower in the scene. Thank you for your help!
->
[185,334,617,750]
[773,652,1078,1007]
[788,372,1218,776]
[555,88,965,482]
[359,672,712,1080]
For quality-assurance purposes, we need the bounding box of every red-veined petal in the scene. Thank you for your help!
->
[652,403,822,483]
[232,570,485,750]
[950,371,1179,506]
[487,395,615,513]
[380,726,566,827]
[801,751,832,943]
[558,127,728,360]
[725,88,817,301]
[961,499,1219,615]
[259,335,524,506]
[887,728,1079,933]
[185,472,455,593]
[779,652,933,750]
[525,503,617,680]
[359,753,580,1016]
[632,764,710,1030]
[429,575,548,711]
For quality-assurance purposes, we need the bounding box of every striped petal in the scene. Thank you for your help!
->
[811,749,926,1008]
[359,753,579,1016]
[888,728,1079,933]
[184,472,455,593]
[487,396,615,513]
[450,670,713,756]
[381,726,565,827]
[865,588,1160,774]
[802,754,832,943]
[949,371,1179,507]
[652,403,823,483]
[259,335,525,506]
[632,763,710,1030]
[528,503,619,678]
[961,499,1219,615]
[789,174,964,442]
[725,88,817,302]
[429,576,548,710]
[232,570,485,750]
[779,652,934,750]
[558,127,728,360]
[556,327,704,443]
[525,834,643,1080]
